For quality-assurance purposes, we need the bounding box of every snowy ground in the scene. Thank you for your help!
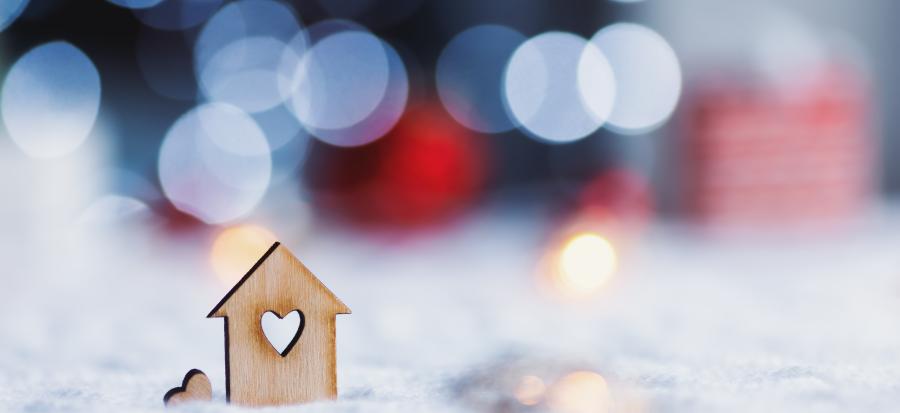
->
[2,212,900,412]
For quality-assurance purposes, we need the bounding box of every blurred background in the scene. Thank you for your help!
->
[2,0,900,412]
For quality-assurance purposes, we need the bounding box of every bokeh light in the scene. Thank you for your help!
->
[210,224,276,285]
[199,36,295,113]
[548,232,617,298]
[504,32,614,143]
[133,0,223,31]
[514,375,547,406]
[107,0,164,10]
[576,39,618,133]
[548,371,611,413]
[194,0,301,84]
[277,29,312,98]
[436,24,526,133]
[297,24,408,147]
[0,0,29,31]
[1,41,101,158]
[291,31,390,130]
[158,103,272,224]
[588,23,681,134]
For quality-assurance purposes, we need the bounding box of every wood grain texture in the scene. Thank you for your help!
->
[164,369,212,407]
[208,242,350,407]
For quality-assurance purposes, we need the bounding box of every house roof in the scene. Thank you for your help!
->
[207,241,350,318]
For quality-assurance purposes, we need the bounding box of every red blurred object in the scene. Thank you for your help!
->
[557,169,655,244]
[578,169,654,222]
[684,63,873,230]
[155,200,206,233]
[307,103,488,230]
[571,168,655,236]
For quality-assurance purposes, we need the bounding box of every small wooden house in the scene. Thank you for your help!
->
[208,242,351,406]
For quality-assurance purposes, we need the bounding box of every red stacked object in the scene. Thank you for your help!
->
[684,64,873,230]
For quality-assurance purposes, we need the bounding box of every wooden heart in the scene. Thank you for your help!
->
[164,369,212,407]
[260,310,304,356]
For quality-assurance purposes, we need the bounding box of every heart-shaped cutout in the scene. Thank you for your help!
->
[164,369,212,407]
[261,310,304,356]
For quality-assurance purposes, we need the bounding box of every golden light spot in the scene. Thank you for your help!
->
[210,225,277,286]
[548,371,611,413]
[514,375,546,406]
[552,232,617,297]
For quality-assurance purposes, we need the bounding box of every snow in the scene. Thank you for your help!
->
[2,213,900,412]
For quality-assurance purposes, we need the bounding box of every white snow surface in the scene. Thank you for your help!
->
[2,214,900,413]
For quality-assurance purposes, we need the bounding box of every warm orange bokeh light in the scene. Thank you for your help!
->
[210,225,277,286]
[548,371,611,413]
[514,375,547,406]
[549,232,617,298]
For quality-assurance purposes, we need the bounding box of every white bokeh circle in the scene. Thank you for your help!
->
[290,31,391,130]
[436,24,526,133]
[589,23,681,134]
[199,36,295,113]
[1,41,101,158]
[504,32,614,143]
[299,34,408,147]
[158,103,272,224]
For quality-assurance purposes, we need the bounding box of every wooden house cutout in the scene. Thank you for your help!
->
[208,241,350,407]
